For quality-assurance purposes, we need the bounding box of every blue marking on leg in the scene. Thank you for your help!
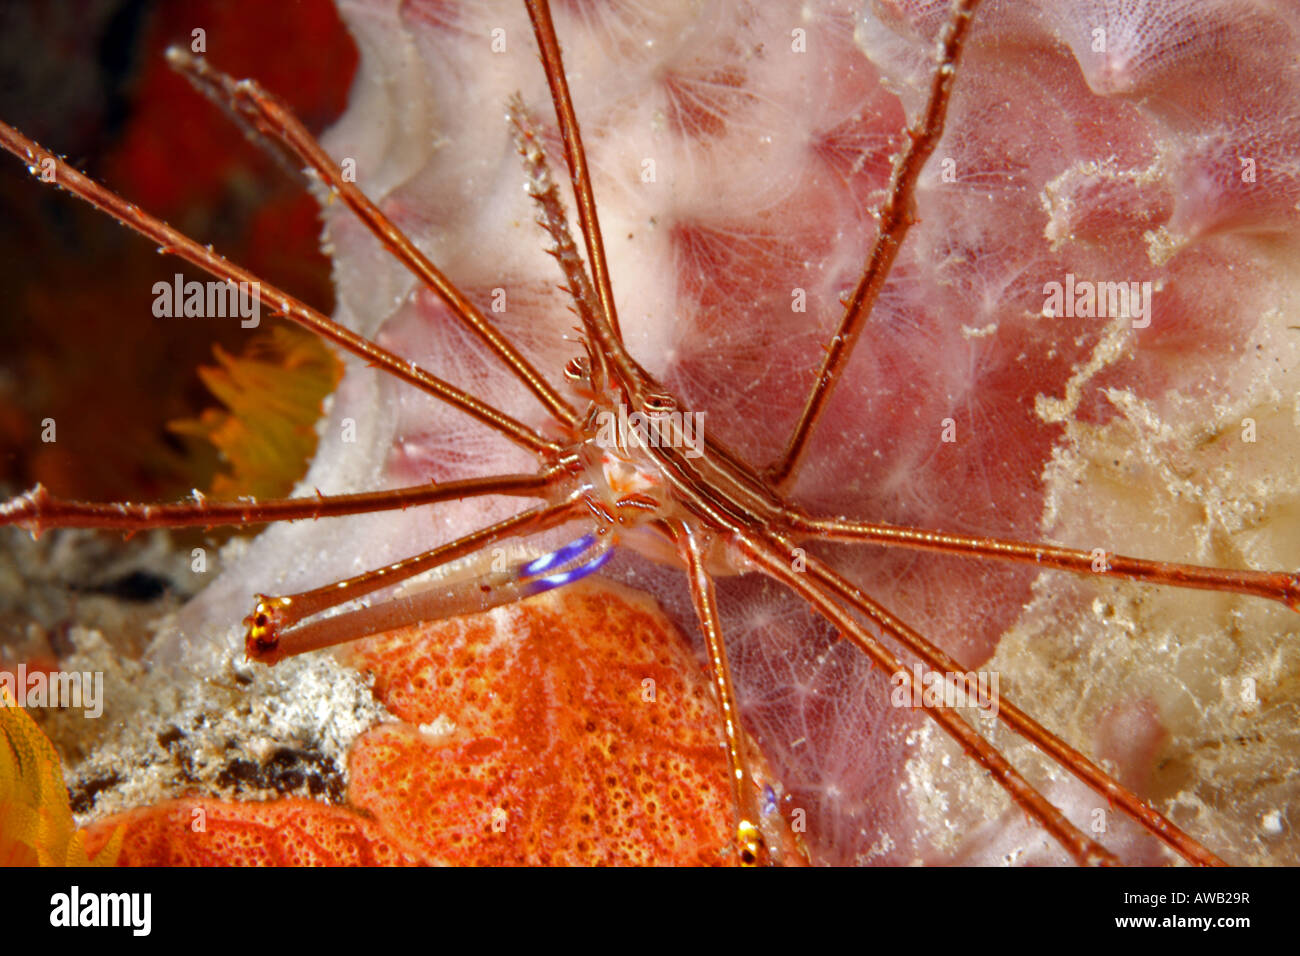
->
[524,546,614,595]
[519,534,596,579]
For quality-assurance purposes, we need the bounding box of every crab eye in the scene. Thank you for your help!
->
[563,356,590,382]
[642,392,676,416]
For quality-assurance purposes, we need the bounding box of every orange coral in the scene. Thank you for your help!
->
[83,582,742,866]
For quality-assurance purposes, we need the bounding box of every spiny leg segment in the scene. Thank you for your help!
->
[524,0,640,384]
[507,84,781,498]
[507,96,612,393]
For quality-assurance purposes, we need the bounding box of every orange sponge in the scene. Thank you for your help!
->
[83,582,741,866]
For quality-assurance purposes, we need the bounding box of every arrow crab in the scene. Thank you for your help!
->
[2,0,1299,865]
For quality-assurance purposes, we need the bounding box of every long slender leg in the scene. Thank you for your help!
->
[246,495,587,664]
[674,521,769,865]
[737,529,1122,866]
[167,49,581,431]
[790,513,1300,610]
[0,468,566,536]
[765,0,983,488]
[258,531,611,663]
[777,533,1225,865]
[0,121,560,457]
